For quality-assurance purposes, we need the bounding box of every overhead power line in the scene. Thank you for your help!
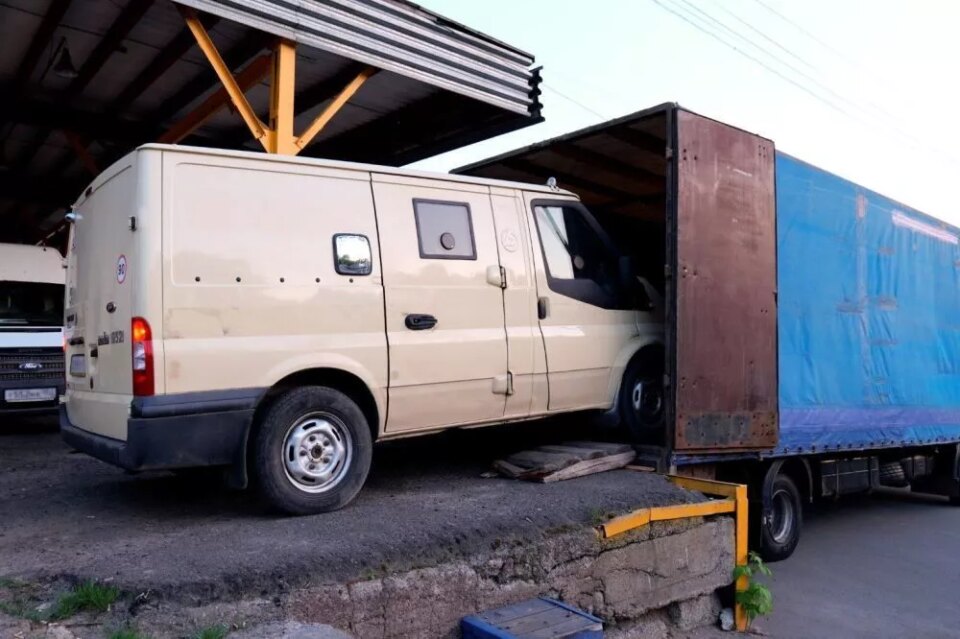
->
[650,0,960,165]
[542,83,611,121]
[648,0,852,116]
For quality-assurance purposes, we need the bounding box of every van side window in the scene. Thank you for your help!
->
[532,201,623,308]
[413,199,477,260]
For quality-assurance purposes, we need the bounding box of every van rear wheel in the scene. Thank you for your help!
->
[254,386,372,515]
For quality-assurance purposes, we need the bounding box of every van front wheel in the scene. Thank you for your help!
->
[619,353,665,445]
[254,386,372,515]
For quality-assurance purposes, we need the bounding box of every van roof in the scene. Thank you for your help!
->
[128,144,578,198]
[0,243,64,284]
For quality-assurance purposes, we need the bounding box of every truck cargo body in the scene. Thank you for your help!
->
[775,153,960,456]
[457,103,960,559]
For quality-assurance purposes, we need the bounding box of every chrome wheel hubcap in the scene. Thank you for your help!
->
[282,413,352,493]
[771,488,795,544]
[632,379,663,423]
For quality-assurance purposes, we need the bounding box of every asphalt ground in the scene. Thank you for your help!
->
[759,489,960,638]
[0,415,698,603]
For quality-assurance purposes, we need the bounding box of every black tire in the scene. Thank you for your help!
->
[254,386,372,515]
[950,496,960,506]
[619,353,666,445]
[759,473,802,561]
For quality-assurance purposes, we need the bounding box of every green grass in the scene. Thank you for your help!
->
[48,581,120,620]
[191,625,229,639]
[107,629,149,639]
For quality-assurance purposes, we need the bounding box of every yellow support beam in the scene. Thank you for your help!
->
[295,67,378,152]
[179,6,268,149]
[158,54,273,145]
[600,499,736,539]
[63,130,99,177]
[175,9,375,155]
[669,475,741,500]
[267,39,297,154]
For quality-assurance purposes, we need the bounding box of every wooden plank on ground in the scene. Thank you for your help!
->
[493,441,636,483]
[540,451,637,483]
[562,441,633,454]
[504,450,579,472]
[538,445,608,459]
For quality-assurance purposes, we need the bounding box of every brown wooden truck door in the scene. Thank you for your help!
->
[670,110,778,451]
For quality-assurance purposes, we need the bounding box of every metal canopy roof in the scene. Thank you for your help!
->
[0,0,543,243]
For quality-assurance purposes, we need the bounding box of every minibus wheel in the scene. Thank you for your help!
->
[620,352,665,444]
[254,386,372,515]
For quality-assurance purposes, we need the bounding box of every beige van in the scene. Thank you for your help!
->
[62,145,664,514]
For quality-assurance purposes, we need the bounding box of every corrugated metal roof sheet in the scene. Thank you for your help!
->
[173,0,539,115]
[0,0,544,244]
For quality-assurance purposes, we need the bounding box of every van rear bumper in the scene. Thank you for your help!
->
[60,389,260,471]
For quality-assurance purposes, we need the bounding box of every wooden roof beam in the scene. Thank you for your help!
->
[15,0,155,171]
[109,13,220,114]
[11,0,72,100]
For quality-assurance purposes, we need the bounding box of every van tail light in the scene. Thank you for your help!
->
[131,317,154,396]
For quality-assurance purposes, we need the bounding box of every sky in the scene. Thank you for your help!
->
[410,0,960,225]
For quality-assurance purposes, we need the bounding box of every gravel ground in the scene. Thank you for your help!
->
[0,416,699,602]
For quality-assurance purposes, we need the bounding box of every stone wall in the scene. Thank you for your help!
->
[8,516,734,638]
[285,516,734,638]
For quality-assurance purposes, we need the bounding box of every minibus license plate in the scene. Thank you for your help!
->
[70,355,86,376]
[5,388,57,403]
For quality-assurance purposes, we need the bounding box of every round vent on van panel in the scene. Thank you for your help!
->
[440,232,456,250]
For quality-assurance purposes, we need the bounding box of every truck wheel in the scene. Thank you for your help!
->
[619,355,665,444]
[760,473,802,561]
[254,386,372,515]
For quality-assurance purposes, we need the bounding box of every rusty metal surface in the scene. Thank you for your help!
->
[673,110,778,451]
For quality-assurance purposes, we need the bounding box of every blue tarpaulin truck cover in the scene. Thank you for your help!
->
[776,153,960,455]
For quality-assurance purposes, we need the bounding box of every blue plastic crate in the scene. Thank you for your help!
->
[461,597,603,639]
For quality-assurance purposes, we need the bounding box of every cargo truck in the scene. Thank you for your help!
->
[458,103,960,560]
[0,243,66,418]
[61,105,960,561]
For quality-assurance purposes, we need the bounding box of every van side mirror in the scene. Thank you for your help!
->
[618,255,654,310]
[618,255,635,292]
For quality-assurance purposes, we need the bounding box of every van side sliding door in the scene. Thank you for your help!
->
[372,175,509,433]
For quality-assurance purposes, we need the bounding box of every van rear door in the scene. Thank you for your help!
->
[65,163,137,401]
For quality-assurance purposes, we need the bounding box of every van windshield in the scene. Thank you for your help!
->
[0,281,64,327]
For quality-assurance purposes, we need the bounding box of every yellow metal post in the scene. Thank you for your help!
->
[267,39,297,154]
[179,6,268,149]
[295,67,378,151]
[734,483,749,632]
[668,475,751,632]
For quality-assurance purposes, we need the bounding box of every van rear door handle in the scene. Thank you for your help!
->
[405,314,437,330]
